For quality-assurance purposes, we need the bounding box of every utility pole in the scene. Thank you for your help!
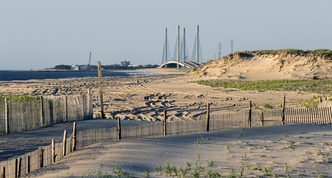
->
[230,39,234,54]
[218,42,222,59]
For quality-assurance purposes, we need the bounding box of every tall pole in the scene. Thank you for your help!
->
[196,25,199,62]
[97,61,104,118]
[182,28,186,62]
[230,39,234,54]
[218,42,221,59]
[177,25,180,68]
[164,28,167,69]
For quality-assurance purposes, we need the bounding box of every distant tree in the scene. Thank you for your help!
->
[54,64,71,69]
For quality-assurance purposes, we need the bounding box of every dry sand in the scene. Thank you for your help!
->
[0,61,331,177]
[23,124,332,177]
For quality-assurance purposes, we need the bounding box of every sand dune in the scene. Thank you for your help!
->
[23,124,332,177]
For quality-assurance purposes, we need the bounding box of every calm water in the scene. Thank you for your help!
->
[0,70,153,81]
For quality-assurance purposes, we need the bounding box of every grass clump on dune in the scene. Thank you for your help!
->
[251,49,332,56]
[194,79,332,94]
[0,94,40,104]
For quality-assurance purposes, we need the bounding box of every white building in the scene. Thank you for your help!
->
[71,64,79,71]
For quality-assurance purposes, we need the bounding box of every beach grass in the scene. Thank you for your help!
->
[0,94,40,104]
[193,79,332,95]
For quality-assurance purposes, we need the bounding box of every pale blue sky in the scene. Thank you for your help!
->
[1,0,331,70]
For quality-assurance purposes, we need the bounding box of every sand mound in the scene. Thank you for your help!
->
[186,51,332,80]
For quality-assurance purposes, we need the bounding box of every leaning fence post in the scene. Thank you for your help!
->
[4,98,8,134]
[1,167,5,178]
[282,95,285,125]
[40,96,44,126]
[117,118,121,140]
[63,130,67,156]
[72,122,76,152]
[52,139,55,163]
[163,110,167,136]
[40,149,44,168]
[17,157,21,178]
[97,61,105,118]
[248,101,252,127]
[206,103,210,131]
[260,111,264,127]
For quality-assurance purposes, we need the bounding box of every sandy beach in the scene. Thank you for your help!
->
[0,57,331,177]
[22,124,332,177]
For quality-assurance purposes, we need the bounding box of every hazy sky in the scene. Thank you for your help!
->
[1,1,331,70]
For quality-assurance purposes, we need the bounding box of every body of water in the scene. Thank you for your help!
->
[0,70,154,81]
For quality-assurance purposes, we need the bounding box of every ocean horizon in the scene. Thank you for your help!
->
[0,70,154,81]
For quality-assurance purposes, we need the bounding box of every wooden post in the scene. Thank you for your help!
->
[260,111,264,126]
[72,122,76,152]
[117,118,121,140]
[1,167,5,178]
[17,158,21,178]
[14,159,17,178]
[63,130,67,156]
[282,95,285,125]
[40,149,44,168]
[52,139,55,163]
[163,110,167,136]
[80,94,84,120]
[40,96,44,126]
[4,98,8,134]
[327,107,331,125]
[26,156,30,174]
[206,103,210,131]
[97,61,105,118]
[64,96,68,122]
[248,101,252,127]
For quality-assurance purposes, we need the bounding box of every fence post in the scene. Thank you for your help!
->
[117,118,121,140]
[282,95,285,125]
[80,94,84,120]
[88,90,92,119]
[63,130,67,156]
[1,167,4,178]
[40,149,44,168]
[97,61,105,118]
[206,103,210,131]
[163,110,167,136]
[17,158,21,178]
[52,139,55,163]
[248,101,252,127]
[260,111,264,126]
[4,98,8,134]
[72,122,76,152]
[64,96,68,122]
[26,155,30,174]
[40,96,44,126]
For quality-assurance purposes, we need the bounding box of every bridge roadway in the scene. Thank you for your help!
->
[158,60,202,68]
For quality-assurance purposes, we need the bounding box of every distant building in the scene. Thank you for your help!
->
[121,60,130,66]
[71,64,79,71]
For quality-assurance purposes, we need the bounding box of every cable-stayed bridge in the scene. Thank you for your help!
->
[159,25,203,68]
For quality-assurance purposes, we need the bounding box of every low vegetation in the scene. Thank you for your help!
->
[0,94,40,104]
[194,79,332,95]
[251,48,332,56]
